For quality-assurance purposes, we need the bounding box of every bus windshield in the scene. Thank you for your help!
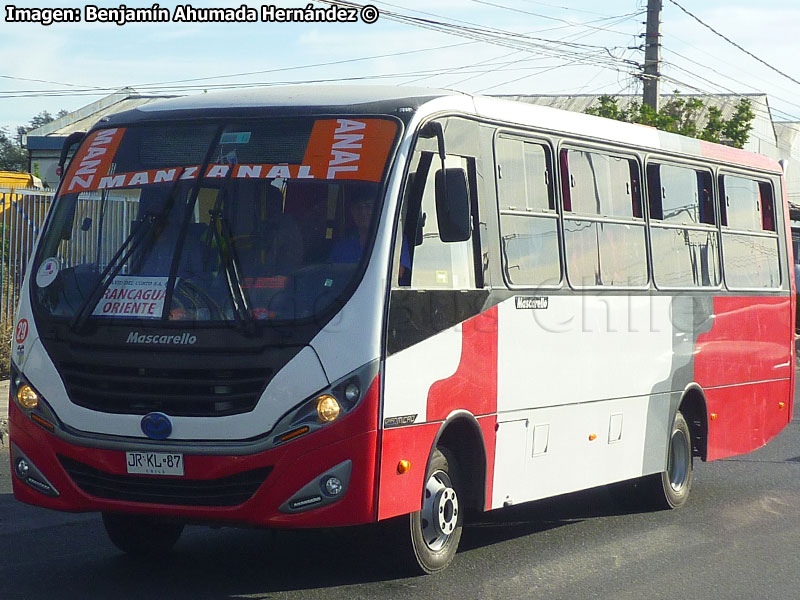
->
[32,117,398,326]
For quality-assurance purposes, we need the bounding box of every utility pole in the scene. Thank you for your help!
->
[643,0,662,111]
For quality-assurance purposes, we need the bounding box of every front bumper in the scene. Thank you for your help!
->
[9,391,380,529]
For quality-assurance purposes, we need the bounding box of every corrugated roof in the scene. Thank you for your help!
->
[23,88,179,141]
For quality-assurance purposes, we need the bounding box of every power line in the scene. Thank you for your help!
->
[466,0,642,36]
[0,40,480,95]
[403,11,643,88]
[515,0,635,18]
[474,60,584,93]
[663,48,800,121]
[666,0,800,88]
[0,75,83,88]
[3,60,630,100]
[0,1,643,101]
[0,4,643,100]
[128,40,479,89]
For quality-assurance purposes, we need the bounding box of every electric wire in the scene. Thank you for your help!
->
[666,0,800,88]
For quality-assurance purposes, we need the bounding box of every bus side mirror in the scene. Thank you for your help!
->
[435,168,471,242]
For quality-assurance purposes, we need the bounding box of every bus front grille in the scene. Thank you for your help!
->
[58,456,272,507]
[59,362,272,417]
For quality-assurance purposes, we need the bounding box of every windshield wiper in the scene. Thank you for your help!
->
[205,155,254,333]
[69,169,186,333]
[68,213,159,333]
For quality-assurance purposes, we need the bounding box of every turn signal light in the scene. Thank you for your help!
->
[30,413,54,431]
[397,460,412,474]
[17,384,39,410]
[280,426,310,443]
[778,402,786,409]
[588,433,597,441]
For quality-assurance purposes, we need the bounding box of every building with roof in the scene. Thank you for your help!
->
[773,122,800,218]
[22,88,178,187]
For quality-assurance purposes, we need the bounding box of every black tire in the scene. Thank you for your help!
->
[391,446,464,575]
[609,410,693,511]
[650,410,693,509]
[102,513,184,557]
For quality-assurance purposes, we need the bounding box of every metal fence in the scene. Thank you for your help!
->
[1,187,144,326]
[1,188,56,325]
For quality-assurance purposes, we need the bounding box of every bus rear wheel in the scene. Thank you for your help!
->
[653,409,694,509]
[102,513,184,557]
[609,410,693,511]
[393,446,464,575]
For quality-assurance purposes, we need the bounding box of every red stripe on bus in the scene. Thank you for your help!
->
[695,295,793,460]
[426,305,499,421]
[699,140,780,172]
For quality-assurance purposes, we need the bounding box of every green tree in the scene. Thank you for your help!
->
[0,127,27,171]
[586,92,755,148]
[15,109,68,145]
[1,109,69,173]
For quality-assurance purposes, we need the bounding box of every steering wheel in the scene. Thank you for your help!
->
[171,278,225,321]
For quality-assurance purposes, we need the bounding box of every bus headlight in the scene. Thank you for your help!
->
[17,384,39,410]
[270,359,378,446]
[10,367,59,432]
[316,395,341,423]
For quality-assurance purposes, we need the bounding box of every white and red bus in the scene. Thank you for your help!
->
[8,87,795,573]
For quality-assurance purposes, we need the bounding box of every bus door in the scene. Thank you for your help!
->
[378,118,496,520]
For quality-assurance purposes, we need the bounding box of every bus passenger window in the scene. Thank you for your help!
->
[561,148,647,287]
[563,149,641,218]
[647,163,720,288]
[721,175,763,231]
[495,136,560,286]
[720,175,780,289]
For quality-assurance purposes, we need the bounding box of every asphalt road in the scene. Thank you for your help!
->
[1,382,799,600]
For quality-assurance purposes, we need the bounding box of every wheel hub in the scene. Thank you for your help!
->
[421,471,459,551]
[434,487,459,536]
[668,429,690,492]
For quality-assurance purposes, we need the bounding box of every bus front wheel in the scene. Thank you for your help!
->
[102,513,184,557]
[393,446,464,574]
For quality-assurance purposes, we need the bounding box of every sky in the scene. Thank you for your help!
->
[2,0,800,136]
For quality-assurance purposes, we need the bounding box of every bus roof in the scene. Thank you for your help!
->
[105,85,781,175]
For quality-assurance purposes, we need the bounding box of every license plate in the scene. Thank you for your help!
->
[125,452,184,476]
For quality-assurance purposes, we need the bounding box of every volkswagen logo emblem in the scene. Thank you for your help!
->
[140,412,173,440]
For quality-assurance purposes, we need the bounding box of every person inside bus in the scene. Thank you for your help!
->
[236,182,303,278]
[328,187,411,282]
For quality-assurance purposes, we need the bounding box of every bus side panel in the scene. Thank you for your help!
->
[702,380,792,461]
[377,423,440,521]
[695,295,793,460]
[379,307,498,520]
[491,396,655,508]
[491,293,685,508]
